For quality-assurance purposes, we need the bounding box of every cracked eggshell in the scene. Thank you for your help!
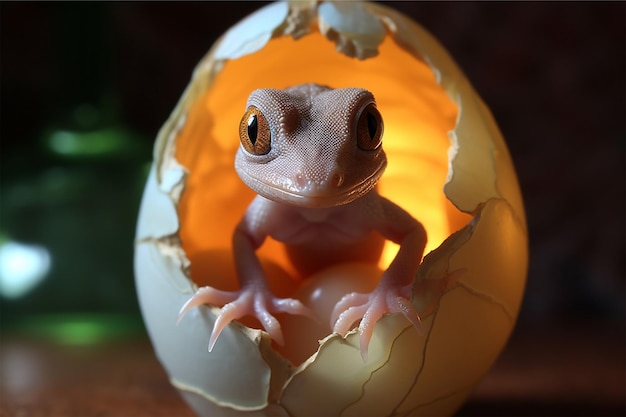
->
[134,2,527,416]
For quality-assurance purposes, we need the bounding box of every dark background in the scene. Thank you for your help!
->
[1,2,624,416]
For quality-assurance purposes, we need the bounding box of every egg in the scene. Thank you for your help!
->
[134,2,528,416]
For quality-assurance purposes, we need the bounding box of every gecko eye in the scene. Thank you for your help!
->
[356,103,383,151]
[239,106,271,155]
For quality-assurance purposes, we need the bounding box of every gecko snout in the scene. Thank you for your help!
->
[293,169,344,195]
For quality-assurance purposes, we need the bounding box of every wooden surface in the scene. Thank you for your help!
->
[1,321,624,417]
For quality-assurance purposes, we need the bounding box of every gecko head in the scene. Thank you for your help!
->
[235,84,387,208]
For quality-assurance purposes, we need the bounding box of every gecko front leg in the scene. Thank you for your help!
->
[178,198,315,351]
[330,196,427,361]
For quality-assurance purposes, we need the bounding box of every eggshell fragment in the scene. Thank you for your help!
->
[134,2,528,416]
[318,1,386,59]
[214,2,289,60]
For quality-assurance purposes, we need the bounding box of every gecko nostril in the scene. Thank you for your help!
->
[294,173,306,189]
[332,172,344,188]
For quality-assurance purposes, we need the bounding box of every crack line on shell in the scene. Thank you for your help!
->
[384,206,480,416]
[391,239,471,417]
[135,237,193,294]
[170,376,268,412]
[391,294,442,417]
[338,321,413,416]
[456,281,515,322]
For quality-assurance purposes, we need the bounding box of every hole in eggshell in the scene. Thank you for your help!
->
[174,33,469,365]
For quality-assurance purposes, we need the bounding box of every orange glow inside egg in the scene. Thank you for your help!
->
[174,33,469,364]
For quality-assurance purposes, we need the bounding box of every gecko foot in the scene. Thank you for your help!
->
[330,283,422,362]
[178,285,316,351]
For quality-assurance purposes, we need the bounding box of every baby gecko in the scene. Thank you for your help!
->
[179,84,426,361]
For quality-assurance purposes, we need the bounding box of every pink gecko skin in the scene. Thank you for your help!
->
[178,84,426,361]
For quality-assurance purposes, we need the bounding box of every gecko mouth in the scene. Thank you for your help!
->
[237,163,386,208]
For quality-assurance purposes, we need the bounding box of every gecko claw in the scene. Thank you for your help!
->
[178,285,315,351]
[273,298,318,322]
[177,286,237,324]
[330,292,369,330]
[331,284,422,362]
[391,294,423,335]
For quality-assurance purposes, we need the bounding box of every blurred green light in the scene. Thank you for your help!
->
[52,319,108,345]
[48,128,135,158]
[14,314,145,346]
